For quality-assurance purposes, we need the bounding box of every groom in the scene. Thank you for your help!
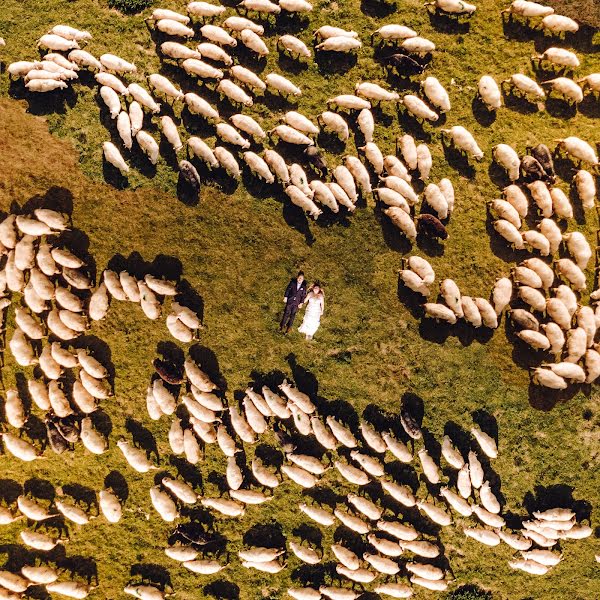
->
[279,271,307,334]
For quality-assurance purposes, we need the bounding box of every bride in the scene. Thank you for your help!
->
[298,283,325,340]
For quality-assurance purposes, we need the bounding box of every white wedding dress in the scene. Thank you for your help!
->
[298,292,324,337]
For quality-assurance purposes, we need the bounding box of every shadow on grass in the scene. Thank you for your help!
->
[204,580,240,600]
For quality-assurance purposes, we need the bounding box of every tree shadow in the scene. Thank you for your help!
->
[125,418,159,460]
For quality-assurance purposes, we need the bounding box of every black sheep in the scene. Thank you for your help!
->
[416,214,449,240]
[179,160,201,193]
[384,53,426,76]
[529,144,556,182]
[520,155,547,183]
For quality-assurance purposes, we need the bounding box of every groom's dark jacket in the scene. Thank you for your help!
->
[284,278,307,308]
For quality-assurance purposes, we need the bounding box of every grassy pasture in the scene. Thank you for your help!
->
[0,0,599,599]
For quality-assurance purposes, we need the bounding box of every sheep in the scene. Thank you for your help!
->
[493,144,520,181]
[277,35,311,59]
[494,219,525,249]
[124,585,165,599]
[316,36,361,52]
[555,258,586,291]
[332,166,358,205]
[240,0,281,12]
[372,24,417,43]
[577,305,596,347]
[22,564,59,585]
[423,184,448,219]
[400,540,440,558]
[335,509,371,534]
[229,65,265,92]
[270,125,313,147]
[183,560,225,575]
[463,527,501,547]
[563,231,591,269]
[0,572,30,593]
[532,367,567,389]
[330,544,361,570]
[335,460,370,485]
[345,156,372,193]
[45,581,91,599]
[352,109,374,145]
[574,170,596,209]
[200,24,237,46]
[215,123,251,149]
[441,486,473,517]
[159,41,199,61]
[183,428,202,463]
[265,73,302,97]
[362,553,399,575]
[103,142,129,175]
[423,302,457,324]
[439,177,455,209]
[417,500,452,526]
[306,181,336,214]
[348,493,383,520]
[536,47,580,69]
[422,76,450,111]
[187,1,226,17]
[501,185,528,217]
[478,75,502,110]
[565,327,587,363]
[155,18,194,37]
[38,33,79,51]
[360,142,385,174]
[280,0,312,10]
[327,95,371,110]
[24,69,67,83]
[578,73,600,98]
[377,518,419,543]
[542,77,583,103]
[8,60,43,78]
[402,36,435,55]
[202,497,246,517]
[317,111,348,141]
[299,502,335,526]
[288,588,321,600]
[240,29,269,56]
[323,416,355,448]
[509,559,549,575]
[289,541,320,565]
[147,74,184,103]
[546,362,586,383]
[26,78,69,92]
[373,583,413,598]
[149,8,190,22]
[367,535,403,558]
[9,328,36,367]
[96,488,122,524]
[503,74,545,100]
[402,94,438,121]
[99,53,136,73]
[416,144,433,180]
[546,296,572,329]
[117,439,156,472]
[315,26,358,39]
[442,125,483,159]
[555,136,598,164]
[20,529,59,552]
[536,219,560,255]
[469,428,497,461]
[502,0,554,17]
[355,82,399,103]
[548,187,573,219]
[426,0,476,14]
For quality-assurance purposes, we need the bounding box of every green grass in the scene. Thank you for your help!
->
[0,1,599,599]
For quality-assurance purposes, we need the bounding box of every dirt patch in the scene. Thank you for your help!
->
[545,0,600,28]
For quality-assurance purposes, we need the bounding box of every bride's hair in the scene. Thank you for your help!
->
[308,281,324,296]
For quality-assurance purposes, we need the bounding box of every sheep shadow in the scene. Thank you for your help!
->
[523,483,592,523]
[0,479,22,505]
[204,581,240,600]
[282,201,316,245]
[129,563,172,592]
[125,418,159,461]
[104,470,129,503]
[189,344,226,391]
[243,522,286,549]
[285,353,319,397]
[20,186,74,215]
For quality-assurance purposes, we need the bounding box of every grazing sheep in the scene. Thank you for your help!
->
[266,73,301,97]
[402,94,438,121]
[555,136,598,165]
[278,35,311,58]
[200,24,237,46]
[327,95,371,110]
[574,170,596,209]
[478,75,502,110]
[316,37,361,52]
[422,76,451,111]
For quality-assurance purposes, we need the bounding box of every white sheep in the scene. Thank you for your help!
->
[327,95,371,110]
[187,1,225,17]
[266,73,301,96]
[542,77,583,103]
[149,8,190,22]
[230,65,266,90]
[183,92,219,121]
[555,136,598,165]
[422,76,450,111]
[103,142,129,175]
[161,41,201,60]
[574,169,596,209]
[212,146,240,178]
[271,125,313,146]
[536,47,580,68]
[478,75,502,110]
[417,144,433,179]
[196,42,233,65]
[100,53,136,73]
[278,35,311,58]
[357,108,374,142]
[316,36,361,52]
[403,94,438,121]
[240,29,269,55]
[217,79,253,107]
[200,24,237,46]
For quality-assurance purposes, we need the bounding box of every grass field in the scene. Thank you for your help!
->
[0,0,599,598]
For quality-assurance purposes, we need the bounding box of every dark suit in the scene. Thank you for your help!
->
[280,278,307,330]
